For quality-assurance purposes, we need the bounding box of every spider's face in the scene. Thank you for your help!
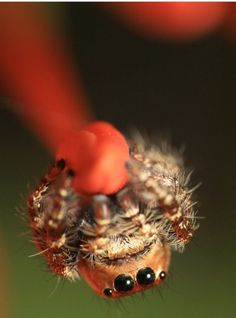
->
[78,242,170,298]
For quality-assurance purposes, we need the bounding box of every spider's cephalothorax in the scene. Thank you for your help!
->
[28,139,198,298]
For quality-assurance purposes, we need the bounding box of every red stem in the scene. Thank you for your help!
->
[0,4,92,151]
[0,4,129,195]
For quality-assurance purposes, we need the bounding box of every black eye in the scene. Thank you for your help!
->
[136,267,156,285]
[114,274,134,292]
[159,271,166,280]
[103,288,113,297]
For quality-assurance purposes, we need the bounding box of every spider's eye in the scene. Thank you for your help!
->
[114,274,134,292]
[159,271,166,280]
[136,267,156,286]
[103,288,113,297]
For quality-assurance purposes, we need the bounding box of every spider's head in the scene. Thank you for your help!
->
[78,243,170,298]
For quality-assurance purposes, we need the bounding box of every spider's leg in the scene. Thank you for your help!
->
[28,161,64,250]
[28,162,80,280]
[79,195,113,257]
[92,195,112,236]
[126,157,198,248]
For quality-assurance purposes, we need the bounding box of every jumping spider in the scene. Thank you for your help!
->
[28,137,198,298]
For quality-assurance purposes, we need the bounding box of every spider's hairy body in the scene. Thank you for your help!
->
[28,138,198,298]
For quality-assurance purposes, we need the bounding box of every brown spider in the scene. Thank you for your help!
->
[28,137,198,298]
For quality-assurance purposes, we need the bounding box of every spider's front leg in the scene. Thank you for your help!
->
[127,149,198,250]
[28,160,80,280]
[79,195,113,258]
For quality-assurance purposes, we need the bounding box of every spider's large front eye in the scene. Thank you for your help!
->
[114,274,134,292]
[136,267,156,286]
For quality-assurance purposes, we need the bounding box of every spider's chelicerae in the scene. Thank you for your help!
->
[28,137,199,298]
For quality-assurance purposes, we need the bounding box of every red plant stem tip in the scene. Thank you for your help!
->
[56,121,130,195]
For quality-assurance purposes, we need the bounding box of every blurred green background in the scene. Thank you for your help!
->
[0,3,235,318]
